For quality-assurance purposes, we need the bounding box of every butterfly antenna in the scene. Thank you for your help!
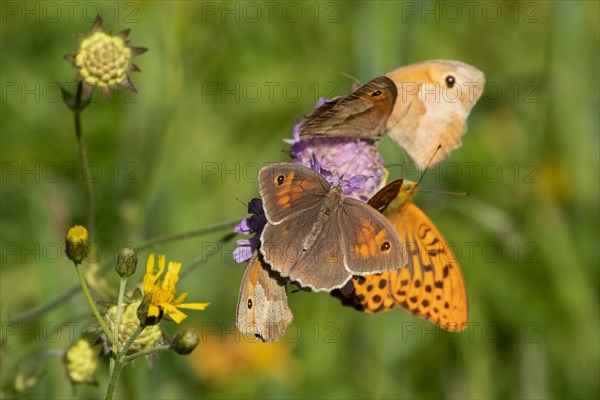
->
[325,67,362,85]
[385,102,411,134]
[410,144,442,194]
[234,197,248,207]
[420,189,470,196]
[417,145,471,197]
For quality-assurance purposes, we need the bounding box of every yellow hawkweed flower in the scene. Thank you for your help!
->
[65,15,147,100]
[143,254,209,324]
[64,338,98,386]
[65,225,89,265]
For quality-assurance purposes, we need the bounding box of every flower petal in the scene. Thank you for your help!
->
[176,302,210,310]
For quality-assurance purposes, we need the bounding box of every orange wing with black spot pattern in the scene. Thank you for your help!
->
[334,181,468,332]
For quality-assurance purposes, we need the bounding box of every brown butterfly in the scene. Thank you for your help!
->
[259,163,407,292]
[236,251,293,342]
[299,60,485,169]
[299,76,397,139]
[333,179,469,331]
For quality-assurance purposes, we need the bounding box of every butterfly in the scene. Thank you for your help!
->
[259,163,408,292]
[236,251,293,342]
[299,60,485,169]
[299,76,397,139]
[332,179,469,331]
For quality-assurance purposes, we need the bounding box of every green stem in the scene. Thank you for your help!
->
[73,81,95,238]
[136,219,240,250]
[121,345,170,363]
[105,355,124,400]
[75,263,118,349]
[114,277,127,345]
[110,277,128,375]
[8,226,237,324]
[105,327,143,400]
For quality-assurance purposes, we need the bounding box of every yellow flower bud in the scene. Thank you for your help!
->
[65,225,89,265]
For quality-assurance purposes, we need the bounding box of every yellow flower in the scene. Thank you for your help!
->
[142,254,209,324]
[65,15,147,100]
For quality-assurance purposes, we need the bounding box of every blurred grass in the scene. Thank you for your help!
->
[1,1,598,399]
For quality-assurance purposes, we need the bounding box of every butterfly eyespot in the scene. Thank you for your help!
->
[445,75,456,88]
[247,299,253,309]
[371,90,382,97]
[381,241,391,252]
[275,175,285,185]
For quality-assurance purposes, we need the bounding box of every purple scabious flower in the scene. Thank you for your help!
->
[232,98,388,263]
[286,116,386,201]
[232,198,266,263]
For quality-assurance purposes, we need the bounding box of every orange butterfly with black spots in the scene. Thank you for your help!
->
[333,179,468,331]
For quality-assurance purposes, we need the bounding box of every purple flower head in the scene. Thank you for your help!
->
[288,98,387,201]
[233,98,389,263]
[232,198,266,263]
[302,154,370,198]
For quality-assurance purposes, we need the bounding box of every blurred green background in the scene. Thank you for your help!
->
[1,1,598,398]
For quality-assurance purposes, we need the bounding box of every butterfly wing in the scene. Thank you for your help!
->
[385,60,485,168]
[259,163,330,224]
[261,207,350,292]
[367,179,403,213]
[334,180,468,331]
[386,202,468,331]
[299,76,397,139]
[339,197,407,275]
[236,252,293,342]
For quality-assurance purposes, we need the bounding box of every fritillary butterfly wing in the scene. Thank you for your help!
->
[333,179,468,331]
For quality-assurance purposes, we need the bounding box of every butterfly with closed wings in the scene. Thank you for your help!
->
[236,250,293,342]
[299,60,485,169]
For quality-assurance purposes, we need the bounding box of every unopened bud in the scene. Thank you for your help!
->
[115,245,138,278]
[65,225,89,265]
[171,329,199,355]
